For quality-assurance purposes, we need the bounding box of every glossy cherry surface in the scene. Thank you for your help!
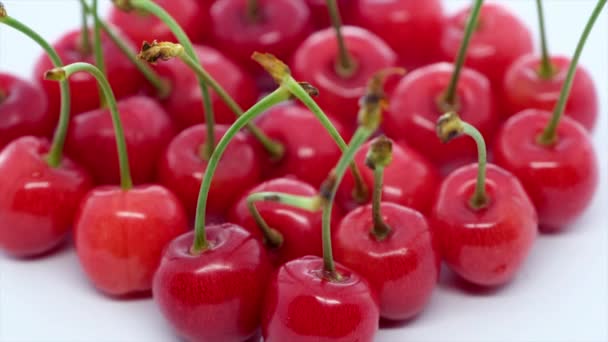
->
[292,26,397,127]
[353,0,444,70]
[0,73,52,149]
[75,184,187,295]
[33,28,143,117]
[494,109,598,231]
[158,124,261,220]
[66,95,175,185]
[153,225,271,342]
[386,62,496,167]
[431,163,537,286]
[502,55,598,130]
[262,256,379,341]
[0,137,92,257]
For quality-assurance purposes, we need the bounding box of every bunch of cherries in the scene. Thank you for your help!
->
[0,0,604,341]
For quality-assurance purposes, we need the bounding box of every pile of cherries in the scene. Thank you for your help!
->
[0,0,604,341]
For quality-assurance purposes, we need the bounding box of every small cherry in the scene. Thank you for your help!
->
[501,0,598,130]
[432,112,537,286]
[494,1,604,231]
[353,0,445,70]
[292,0,397,126]
[334,136,439,320]
[440,2,533,90]
[386,0,497,168]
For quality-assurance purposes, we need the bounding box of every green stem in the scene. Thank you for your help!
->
[325,0,357,78]
[443,0,484,107]
[46,63,133,190]
[463,122,487,209]
[91,0,107,107]
[536,0,555,78]
[0,13,71,168]
[191,87,292,253]
[371,167,391,240]
[539,0,606,144]
[78,0,91,54]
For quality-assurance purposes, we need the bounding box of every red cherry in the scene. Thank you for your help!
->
[494,109,598,231]
[75,184,187,295]
[334,203,439,320]
[151,44,258,129]
[33,28,143,117]
[292,26,397,126]
[0,73,52,149]
[0,137,92,257]
[338,140,440,214]
[153,225,272,342]
[502,55,598,130]
[305,0,353,28]
[431,163,537,286]
[210,0,312,72]
[108,0,207,46]
[386,63,497,167]
[158,124,261,220]
[66,95,175,185]
[353,0,445,70]
[262,256,379,341]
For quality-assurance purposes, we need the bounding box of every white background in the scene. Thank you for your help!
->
[0,1,606,341]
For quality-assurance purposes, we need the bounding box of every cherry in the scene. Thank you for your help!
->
[0,73,52,149]
[353,0,445,70]
[0,137,92,257]
[158,124,262,220]
[66,95,175,185]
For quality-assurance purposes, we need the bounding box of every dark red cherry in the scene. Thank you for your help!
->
[0,137,92,257]
[153,225,272,342]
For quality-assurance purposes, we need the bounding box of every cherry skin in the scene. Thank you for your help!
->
[352,0,444,70]
[338,139,440,214]
[305,0,353,28]
[158,124,262,220]
[210,0,312,73]
[502,55,598,131]
[153,225,272,342]
[292,26,398,127]
[494,109,598,231]
[33,28,143,118]
[334,203,439,320]
[108,0,206,46]
[151,44,258,130]
[431,164,538,286]
[386,63,497,167]
[0,137,92,257]
[262,256,379,341]
[440,3,533,89]
[255,104,346,187]
[75,184,187,296]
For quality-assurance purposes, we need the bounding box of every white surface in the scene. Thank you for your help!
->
[1,1,607,341]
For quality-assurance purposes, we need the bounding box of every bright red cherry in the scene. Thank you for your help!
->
[66,95,175,185]
[75,184,187,295]
[494,109,598,231]
[154,225,272,342]
[108,0,206,46]
[334,203,439,320]
[292,26,397,127]
[262,256,379,341]
[440,3,533,89]
[502,55,598,130]
[386,63,497,167]
[158,124,262,220]
[0,73,52,149]
[33,28,143,117]
[352,0,444,70]
[0,137,92,257]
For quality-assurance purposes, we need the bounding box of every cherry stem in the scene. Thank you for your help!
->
[246,192,322,248]
[437,112,488,210]
[365,136,393,241]
[0,89,5,104]
[536,0,555,78]
[191,87,292,254]
[91,0,108,108]
[78,0,91,54]
[443,0,484,107]
[0,9,71,168]
[325,0,357,78]
[45,63,133,190]
[539,0,606,145]
[247,0,259,22]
